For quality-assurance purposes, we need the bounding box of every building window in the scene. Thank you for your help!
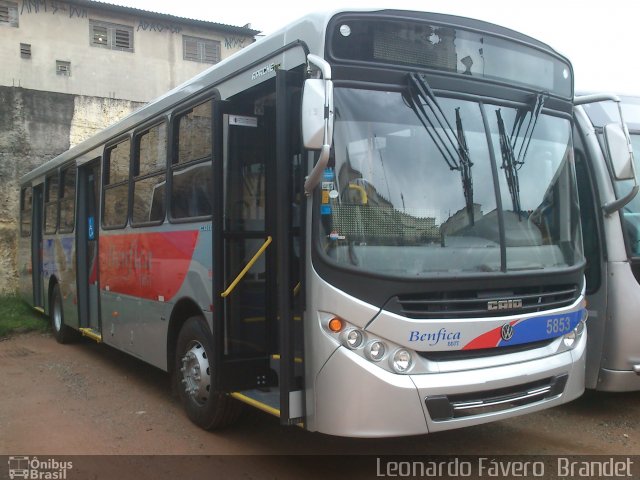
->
[90,20,133,52]
[56,60,71,76]
[20,43,31,59]
[0,1,19,28]
[183,35,220,64]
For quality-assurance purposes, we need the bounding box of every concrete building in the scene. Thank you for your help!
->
[0,0,258,101]
[0,0,257,293]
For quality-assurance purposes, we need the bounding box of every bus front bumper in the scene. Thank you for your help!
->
[313,331,586,437]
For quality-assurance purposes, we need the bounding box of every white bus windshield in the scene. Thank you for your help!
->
[317,88,581,277]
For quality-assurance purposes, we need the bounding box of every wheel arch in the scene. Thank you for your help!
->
[167,297,207,374]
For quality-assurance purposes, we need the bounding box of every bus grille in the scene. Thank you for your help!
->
[425,374,568,421]
[389,284,579,319]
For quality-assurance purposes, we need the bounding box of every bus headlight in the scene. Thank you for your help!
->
[391,349,412,373]
[563,330,576,348]
[365,341,386,361]
[563,319,586,348]
[343,329,364,349]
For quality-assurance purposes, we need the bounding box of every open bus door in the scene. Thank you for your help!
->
[212,69,305,425]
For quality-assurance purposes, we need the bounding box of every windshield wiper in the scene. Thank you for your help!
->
[407,73,474,223]
[456,107,474,224]
[512,93,546,165]
[496,93,547,217]
[496,109,522,215]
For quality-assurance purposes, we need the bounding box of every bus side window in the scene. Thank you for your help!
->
[171,100,213,220]
[44,172,59,234]
[103,139,131,228]
[20,187,32,238]
[132,122,167,225]
[59,165,76,233]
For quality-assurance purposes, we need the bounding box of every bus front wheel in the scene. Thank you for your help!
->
[175,316,242,430]
[51,283,78,344]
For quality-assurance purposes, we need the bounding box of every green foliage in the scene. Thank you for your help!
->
[0,295,49,338]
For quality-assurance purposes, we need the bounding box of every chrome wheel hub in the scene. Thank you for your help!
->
[53,298,62,332]
[180,341,211,405]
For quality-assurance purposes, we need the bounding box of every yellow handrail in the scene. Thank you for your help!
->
[221,236,272,298]
[348,183,368,204]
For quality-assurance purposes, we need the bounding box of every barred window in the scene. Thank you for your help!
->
[183,35,220,64]
[90,20,133,52]
[0,1,18,28]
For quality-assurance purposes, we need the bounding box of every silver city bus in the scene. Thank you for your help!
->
[573,94,640,391]
[17,9,587,437]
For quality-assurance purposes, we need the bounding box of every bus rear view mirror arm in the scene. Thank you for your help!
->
[302,54,334,195]
[603,184,639,216]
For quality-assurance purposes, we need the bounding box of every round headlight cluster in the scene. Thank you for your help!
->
[391,349,412,373]
[332,321,414,373]
[344,329,363,349]
[366,341,386,361]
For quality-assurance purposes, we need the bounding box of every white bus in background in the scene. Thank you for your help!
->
[18,9,588,437]
[574,94,640,391]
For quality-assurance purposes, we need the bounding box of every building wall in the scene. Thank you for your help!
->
[0,0,253,102]
[0,86,143,293]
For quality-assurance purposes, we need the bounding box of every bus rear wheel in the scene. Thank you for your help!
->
[175,316,242,430]
[51,283,78,344]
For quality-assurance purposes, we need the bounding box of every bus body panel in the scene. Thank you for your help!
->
[575,105,640,391]
[99,223,213,370]
[304,266,587,435]
[311,307,586,437]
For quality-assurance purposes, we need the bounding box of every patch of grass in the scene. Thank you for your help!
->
[0,295,50,338]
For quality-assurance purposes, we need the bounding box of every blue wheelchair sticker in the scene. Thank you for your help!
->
[88,216,95,240]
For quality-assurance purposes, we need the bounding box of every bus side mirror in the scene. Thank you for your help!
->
[604,122,635,181]
[302,79,328,149]
[302,54,334,195]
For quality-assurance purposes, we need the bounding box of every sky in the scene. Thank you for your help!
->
[109,0,639,94]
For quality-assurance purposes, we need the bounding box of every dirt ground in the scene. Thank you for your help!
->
[1,332,639,478]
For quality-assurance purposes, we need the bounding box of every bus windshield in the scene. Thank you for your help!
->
[317,87,581,277]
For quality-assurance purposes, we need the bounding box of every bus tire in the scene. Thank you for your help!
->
[175,316,242,430]
[51,283,78,344]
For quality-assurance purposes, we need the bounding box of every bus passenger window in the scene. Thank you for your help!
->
[132,122,167,225]
[20,187,32,238]
[44,173,59,234]
[171,100,213,220]
[103,139,130,228]
[59,165,76,233]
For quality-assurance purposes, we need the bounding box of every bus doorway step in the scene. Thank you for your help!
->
[79,328,102,343]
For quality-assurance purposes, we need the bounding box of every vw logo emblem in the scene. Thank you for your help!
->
[501,323,514,341]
